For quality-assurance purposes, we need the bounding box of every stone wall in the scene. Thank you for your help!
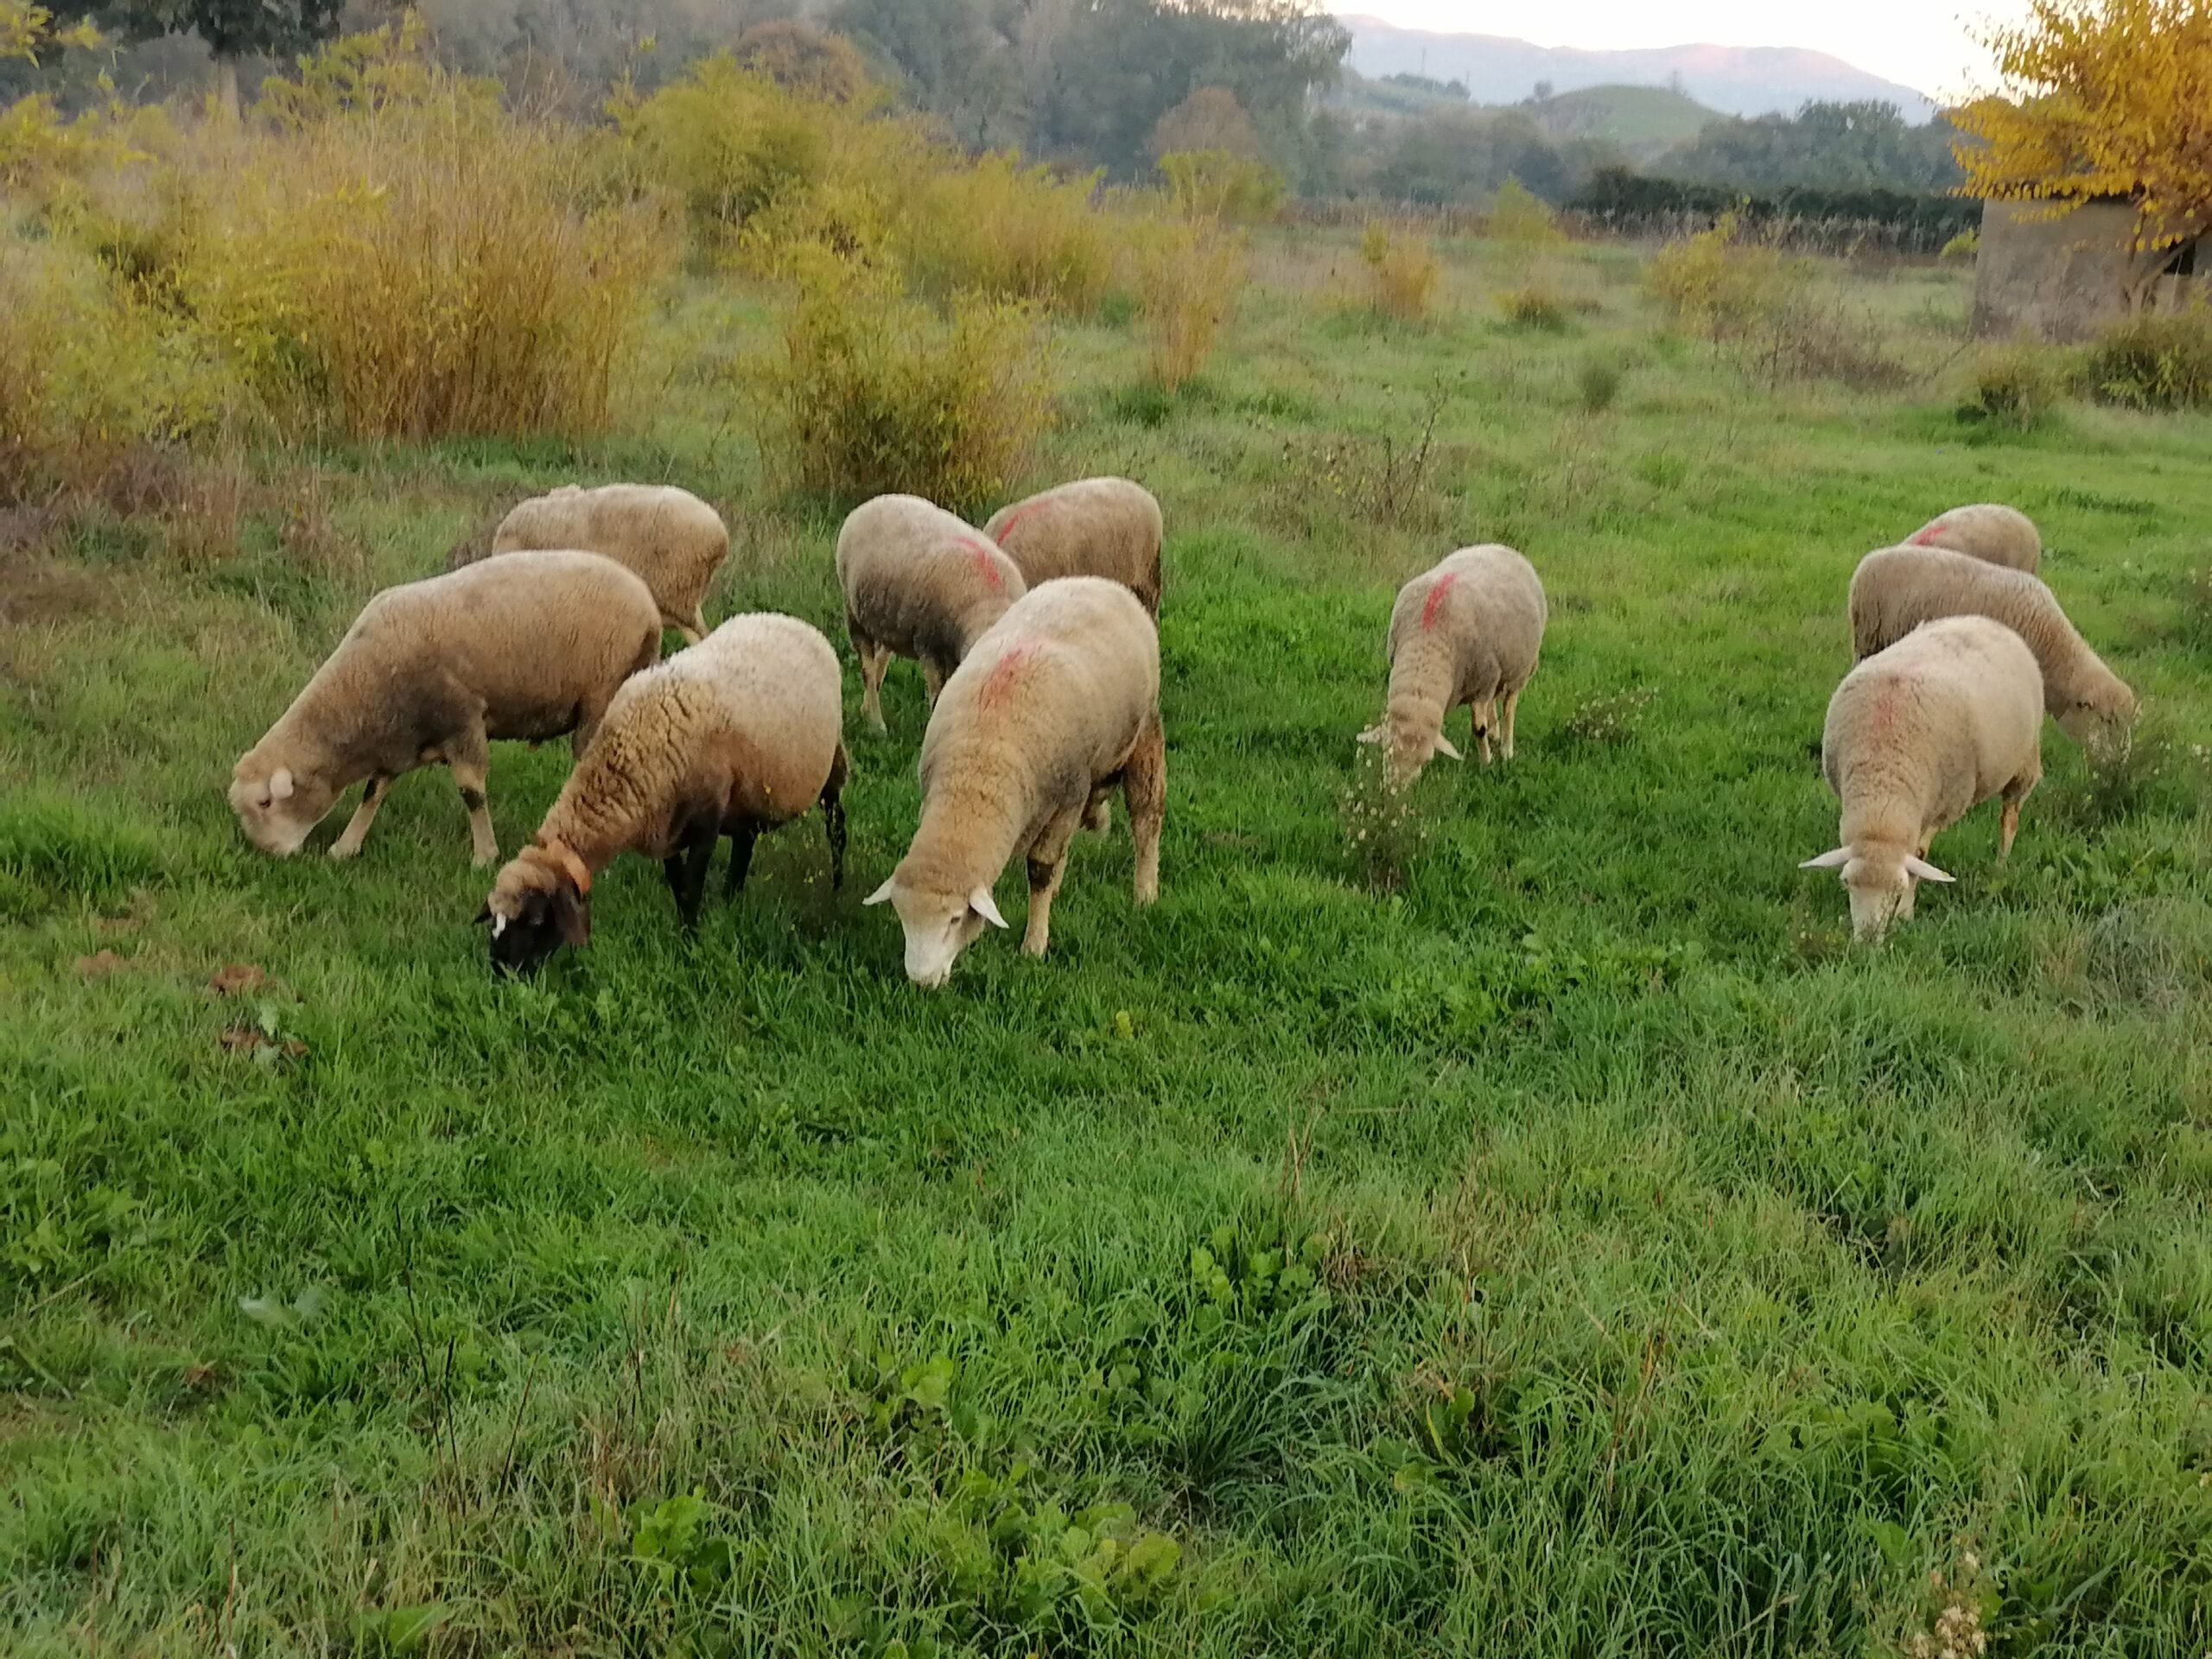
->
[1970,199,2201,341]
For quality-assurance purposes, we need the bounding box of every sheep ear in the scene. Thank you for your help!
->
[554,888,590,947]
[864,876,897,906]
[1356,725,1384,745]
[1431,734,1463,762]
[1800,848,1852,870]
[1905,855,1955,884]
[270,767,295,801]
[969,886,1007,929]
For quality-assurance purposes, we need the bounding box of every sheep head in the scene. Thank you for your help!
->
[228,759,336,856]
[1800,843,1953,942]
[865,872,1006,988]
[478,842,592,976]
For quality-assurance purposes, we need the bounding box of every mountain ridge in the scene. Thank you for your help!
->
[1335,16,1939,123]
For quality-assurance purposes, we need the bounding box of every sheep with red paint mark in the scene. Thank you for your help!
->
[834,493,1027,733]
[983,476,1165,613]
[867,577,1163,987]
[1906,503,2040,573]
[1359,543,1547,786]
[1802,614,2044,942]
[473,483,731,643]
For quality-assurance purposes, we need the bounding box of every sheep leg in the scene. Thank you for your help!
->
[665,826,716,929]
[721,824,759,901]
[1998,800,2022,861]
[1123,717,1166,906]
[851,622,890,733]
[1472,702,1495,766]
[1021,813,1083,959]
[673,609,706,647]
[817,743,849,891]
[327,775,390,860]
[447,726,497,867]
[1083,788,1112,835]
[1502,686,1522,761]
[918,656,945,709]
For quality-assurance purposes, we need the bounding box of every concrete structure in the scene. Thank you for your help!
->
[1971,198,2203,341]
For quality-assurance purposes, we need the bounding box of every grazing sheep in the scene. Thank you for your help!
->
[477,483,730,644]
[836,493,1027,733]
[1847,543,2136,747]
[866,577,1162,988]
[1358,544,1547,786]
[1802,615,2044,942]
[477,613,849,976]
[1907,502,2040,573]
[984,476,1165,613]
[229,551,661,867]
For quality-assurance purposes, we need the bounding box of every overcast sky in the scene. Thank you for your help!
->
[1333,3,2036,102]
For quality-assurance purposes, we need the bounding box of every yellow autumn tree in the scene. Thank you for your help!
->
[1953,0,2212,312]
[2,1,100,60]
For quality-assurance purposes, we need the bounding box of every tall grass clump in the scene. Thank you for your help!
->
[2084,309,2212,410]
[893,152,1112,314]
[1359,220,1440,322]
[752,251,1052,512]
[1135,219,1244,392]
[176,32,669,442]
[1646,213,1795,336]
[1158,148,1281,224]
[1959,344,2069,432]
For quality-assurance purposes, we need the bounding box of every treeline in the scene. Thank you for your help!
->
[1569,167,1979,253]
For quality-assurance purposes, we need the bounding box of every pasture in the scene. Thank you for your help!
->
[5,231,2211,1656]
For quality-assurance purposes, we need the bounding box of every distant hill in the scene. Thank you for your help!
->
[1335,16,1937,123]
[1526,85,1719,158]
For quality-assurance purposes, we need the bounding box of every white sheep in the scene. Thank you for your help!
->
[476,613,848,976]
[1802,614,2044,942]
[1906,503,2040,573]
[836,493,1027,733]
[866,576,1162,987]
[1358,544,1547,785]
[478,483,730,644]
[230,551,662,867]
[1848,543,2136,747]
[983,476,1165,613]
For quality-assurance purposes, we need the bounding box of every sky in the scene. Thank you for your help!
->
[1331,2,2036,102]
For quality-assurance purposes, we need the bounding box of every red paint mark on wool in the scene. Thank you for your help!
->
[994,500,1047,543]
[981,641,1039,708]
[1420,572,1459,630]
[958,538,1004,588]
[1910,521,1948,546]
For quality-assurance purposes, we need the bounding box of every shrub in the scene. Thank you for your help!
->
[1646,213,1797,334]
[1135,219,1244,392]
[1959,344,2068,432]
[1158,149,1282,224]
[729,19,872,105]
[1359,221,1440,322]
[1489,178,1563,261]
[1940,228,1979,261]
[750,251,1053,512]
[1576,355,1623,413]
[2084,309,2212,411]
[893,152,1112,314]
[182,33,670,442]
[1502,284,1567,332]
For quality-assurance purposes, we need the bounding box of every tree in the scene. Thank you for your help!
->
[3,2,100,62]
[1147,84,1261,160]
[732,20,873,106]
[1952,0,2212,311]
[97,0,344,112]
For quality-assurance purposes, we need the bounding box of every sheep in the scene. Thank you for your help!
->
[983,476,1165,613]
[474,483,730,645]
[1906,502,2040,573]
[476,613,849,976]
[1357,543,1547,786]
[1847,543,2136,747]
[1802,614,2044,942]
[229,551,662,868]
[866,576,1162,988]
[835,493,1027,734]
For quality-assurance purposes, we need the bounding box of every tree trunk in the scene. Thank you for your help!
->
[213,56,240,121]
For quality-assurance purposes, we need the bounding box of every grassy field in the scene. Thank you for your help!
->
[4,232,2212,1656]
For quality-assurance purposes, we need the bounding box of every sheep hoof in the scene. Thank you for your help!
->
[327,842,359,861]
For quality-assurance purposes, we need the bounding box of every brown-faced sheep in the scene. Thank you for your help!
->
[1802,614,2044,942]
[866,577,1161,987]
[836,493,1027,733]
[983,476,1164,613]
[229,551,661,867]
[1358,544,1547,786]
[477,613,848,976]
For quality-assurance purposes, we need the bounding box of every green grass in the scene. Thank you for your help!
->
[1529,84,1720,157]
[5,232,2212,1656]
